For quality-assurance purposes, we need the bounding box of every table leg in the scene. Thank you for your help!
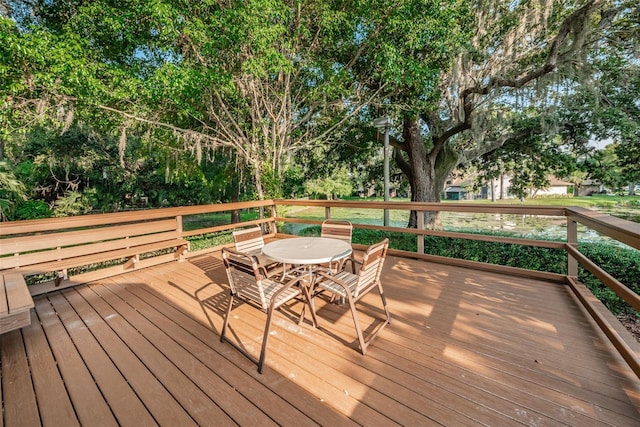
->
[298,266,318,328]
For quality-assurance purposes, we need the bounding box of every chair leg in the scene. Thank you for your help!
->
[347,295,369,355]
[220,292,235,343]
[220,292,267,373]
[350,284,391,355]
[258,307,276,374]
[378,282,391,323]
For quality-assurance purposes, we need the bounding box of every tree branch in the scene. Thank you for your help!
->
[460,1,602,100]
[96,104,248,159]
[394,147,412,182]
[430,0,604,159]
[460,128,536,163]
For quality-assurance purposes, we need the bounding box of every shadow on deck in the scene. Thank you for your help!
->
[2,252,640,426]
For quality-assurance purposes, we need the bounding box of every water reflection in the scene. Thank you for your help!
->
[439,212,617,246]
[283,206,639,248]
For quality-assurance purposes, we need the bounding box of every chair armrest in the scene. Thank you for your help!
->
[342,255,361,274]
[314,270,351,294]
[258,265,270,279]
[268,275,309,310]
[309,265,333,275]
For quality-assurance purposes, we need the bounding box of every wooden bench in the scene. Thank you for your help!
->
[1,214,190,298]
[0,273,34,334]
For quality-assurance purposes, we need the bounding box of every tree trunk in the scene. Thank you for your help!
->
[490,178,496,202]
[230,192,240,224]
[403,118,455,229]
[253,160,265,200]
[253,161,275,233]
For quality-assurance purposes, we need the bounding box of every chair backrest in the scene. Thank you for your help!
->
[355,238,389,298]
[232,227,265,253]
[321,220,353,243]
[222,247,268,309]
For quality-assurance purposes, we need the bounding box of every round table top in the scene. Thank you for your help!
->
[262,237,352,265]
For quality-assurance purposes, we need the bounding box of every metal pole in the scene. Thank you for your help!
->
[383,125,390,226]
[373,116,392,227]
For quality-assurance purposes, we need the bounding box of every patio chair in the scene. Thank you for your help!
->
[320,219,356,273]
[313,238,391,355]
[232,226,282,278]
[220,247,316,373]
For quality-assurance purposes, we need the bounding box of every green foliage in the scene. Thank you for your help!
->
[304,167,353,199]
[260,164,285,200]
[297,225,416,251]
[423,236,568,273]
[182,210,260,231]
[0,160,27,221]
[579,148,618,192]
[14,200,52,220]
[281,165,306,199]
[187,232,234,252]
[53,190,93,217]
[473,111,578,200]
[579,243,640,316]
[556,20,640,194]
[2,1,639,216]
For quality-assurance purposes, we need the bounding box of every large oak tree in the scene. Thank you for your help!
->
[357,0,637,226]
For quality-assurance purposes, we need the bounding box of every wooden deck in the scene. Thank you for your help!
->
[2,252,640,426]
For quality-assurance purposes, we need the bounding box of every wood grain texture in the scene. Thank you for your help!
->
[1,252,639,426]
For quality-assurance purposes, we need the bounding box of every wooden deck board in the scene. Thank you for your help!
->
[47,292,158,426]
[95,278,302,425]
[22,310,79,427]
[0,329,39,426]
[61,288,198,426]
[73,284,238,426]
[34,297,118,427]
[279,292,615,425]
[102,274,332,427]
[121,269,358,427]
[2,251,640,426]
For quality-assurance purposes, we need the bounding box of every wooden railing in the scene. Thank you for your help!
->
[272,199,640,378]
[0,200,276,295]
[2,198,639,376]
[274,199,568,282]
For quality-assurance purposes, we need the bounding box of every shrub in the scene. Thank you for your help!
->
[343,227,639,317]
[579,243,640,316]
[15,200,52,220]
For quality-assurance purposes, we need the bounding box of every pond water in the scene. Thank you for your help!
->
[283,206,639,247]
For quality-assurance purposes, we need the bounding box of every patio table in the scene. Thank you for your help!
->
[262,237,352,325]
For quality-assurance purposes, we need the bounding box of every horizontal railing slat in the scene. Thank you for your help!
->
[565,207,640,251]
[0,219,179,256]
[0,200,274,236]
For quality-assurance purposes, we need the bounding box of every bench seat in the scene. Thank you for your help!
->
[1,215,191,299]
[14,238,189,277]
[0,273,34,334]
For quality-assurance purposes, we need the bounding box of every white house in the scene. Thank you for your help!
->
[444,174,575,200]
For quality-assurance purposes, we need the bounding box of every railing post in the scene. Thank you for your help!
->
[269,203,277,234]
[417,210,424,254]
[567,219,578,277]
[325,206,331,220]
[176,215,183,237]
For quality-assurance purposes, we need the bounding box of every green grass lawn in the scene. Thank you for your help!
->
[452,195,640,208]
